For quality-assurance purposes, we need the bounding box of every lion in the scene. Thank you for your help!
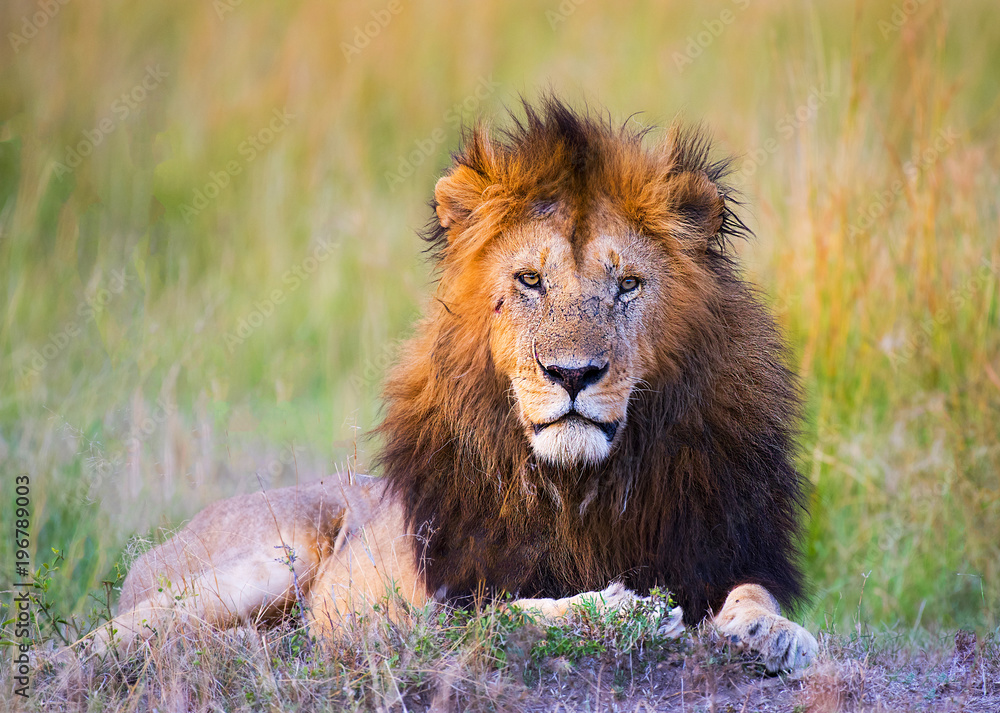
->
[91,98,818,673]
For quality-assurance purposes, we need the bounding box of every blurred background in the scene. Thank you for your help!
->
[1,0,997,636]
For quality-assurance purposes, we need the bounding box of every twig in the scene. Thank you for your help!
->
[255,472,311,653]
[595,661,604,711]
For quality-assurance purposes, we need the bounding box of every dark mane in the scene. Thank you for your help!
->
[421,96,751,270]
[379,97,806,624]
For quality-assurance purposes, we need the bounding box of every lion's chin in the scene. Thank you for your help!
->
[529,417,616,466]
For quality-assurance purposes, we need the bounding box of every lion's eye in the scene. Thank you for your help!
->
[619,276,640,294]
[518,271,542,288]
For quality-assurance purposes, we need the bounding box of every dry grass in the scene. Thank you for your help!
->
[7,602,1000,712]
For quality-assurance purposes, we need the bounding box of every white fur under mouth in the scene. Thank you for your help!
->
[530,415,617,466]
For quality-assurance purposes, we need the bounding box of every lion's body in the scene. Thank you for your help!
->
[378,100,804,625]
[95,99,818,672]
[379,275,805,624]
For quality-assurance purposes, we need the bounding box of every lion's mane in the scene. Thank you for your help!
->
[377,98,807,624]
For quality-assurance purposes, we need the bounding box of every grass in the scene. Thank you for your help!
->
[1,0,999,708]
[12,589,1000,711]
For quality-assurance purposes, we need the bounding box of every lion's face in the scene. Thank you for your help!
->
[427,107,727,468]
[486,207,667,466]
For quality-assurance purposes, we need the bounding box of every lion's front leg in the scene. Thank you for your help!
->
[306,498,429,636]
[510,582,684,637]
[713,583,818,673]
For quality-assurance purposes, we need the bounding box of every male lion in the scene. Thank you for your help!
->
[93,99,818,673]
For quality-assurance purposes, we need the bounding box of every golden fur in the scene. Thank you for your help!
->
[93,99,817,673]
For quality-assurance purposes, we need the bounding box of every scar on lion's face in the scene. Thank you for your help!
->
[485,204,672,466]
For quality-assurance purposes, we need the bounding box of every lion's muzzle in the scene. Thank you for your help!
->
[537,359,609,400]
[532,412,619,441]
[515,334,632,466]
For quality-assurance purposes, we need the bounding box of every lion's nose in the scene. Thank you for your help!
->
[540,361,609,400]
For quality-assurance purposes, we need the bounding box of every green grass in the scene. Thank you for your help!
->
[1,0,998,686]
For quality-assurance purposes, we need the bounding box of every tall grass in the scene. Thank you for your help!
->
[1,0,997,644]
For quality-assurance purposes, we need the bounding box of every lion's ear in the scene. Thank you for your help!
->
[434,127,500,232]
[670,171,725,250]
[434,166,490,230]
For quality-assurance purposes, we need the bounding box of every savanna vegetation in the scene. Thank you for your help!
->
[1,0,998,710]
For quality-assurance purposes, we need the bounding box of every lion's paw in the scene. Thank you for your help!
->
[631,591,685,638]
[718,611,818,672]
[590,584,684,638]
[511,583,684,638]
[591,581,635,609]
[714,584,817,673]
